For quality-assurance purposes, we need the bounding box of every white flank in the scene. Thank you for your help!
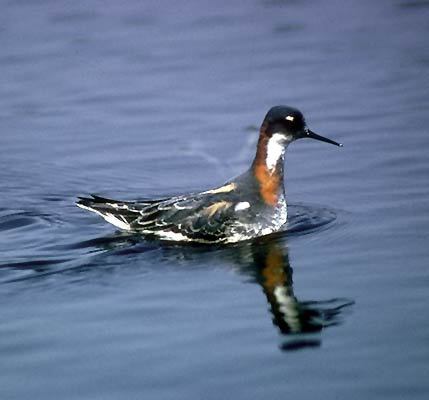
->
[266,133,285,171]
[261,227,275,236]
[77,203,131,231]
[234,201,250,211]
[155,231,191,242]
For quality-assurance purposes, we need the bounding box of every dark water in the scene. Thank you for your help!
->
[1,0,429,399]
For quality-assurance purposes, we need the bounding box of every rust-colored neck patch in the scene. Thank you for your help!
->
[252,128,284,206]
[254,164,281,206]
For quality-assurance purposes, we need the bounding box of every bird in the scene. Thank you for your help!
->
[76,105,342,244]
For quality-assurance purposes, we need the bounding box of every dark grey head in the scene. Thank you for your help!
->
[261,105,342,146]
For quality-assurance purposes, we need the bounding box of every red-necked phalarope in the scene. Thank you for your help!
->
[77,105,342,243]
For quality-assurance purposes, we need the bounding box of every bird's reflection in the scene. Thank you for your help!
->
[229,237,354,350]
[101,233,354,350]
[4,230,354,351]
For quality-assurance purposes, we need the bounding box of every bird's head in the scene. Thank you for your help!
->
[261,105,342,147]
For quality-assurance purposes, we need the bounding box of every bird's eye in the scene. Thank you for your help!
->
[285,115,294,122]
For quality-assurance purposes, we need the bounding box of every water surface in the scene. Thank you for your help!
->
[1,1,429,399]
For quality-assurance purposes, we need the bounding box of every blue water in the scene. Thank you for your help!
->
[1,0,429,399]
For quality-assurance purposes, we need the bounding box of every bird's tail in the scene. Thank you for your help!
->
[76,195,138,230]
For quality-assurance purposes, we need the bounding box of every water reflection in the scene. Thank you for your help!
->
[91,233,354,350]
[230,238,354,350]
[2,230,353,351]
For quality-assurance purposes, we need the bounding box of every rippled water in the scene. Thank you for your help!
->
[1,0,429,399]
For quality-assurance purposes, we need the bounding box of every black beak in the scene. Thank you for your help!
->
[307,129,342,147]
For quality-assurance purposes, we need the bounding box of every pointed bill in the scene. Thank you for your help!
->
[307,129,342,147]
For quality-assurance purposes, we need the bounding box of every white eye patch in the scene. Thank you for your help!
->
[285,115,294,121]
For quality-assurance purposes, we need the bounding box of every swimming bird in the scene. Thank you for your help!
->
[77,105,341,243]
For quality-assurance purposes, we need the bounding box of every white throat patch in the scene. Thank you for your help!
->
[266,133,286,171]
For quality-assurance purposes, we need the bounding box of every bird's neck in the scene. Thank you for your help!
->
[251,131,288,207]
